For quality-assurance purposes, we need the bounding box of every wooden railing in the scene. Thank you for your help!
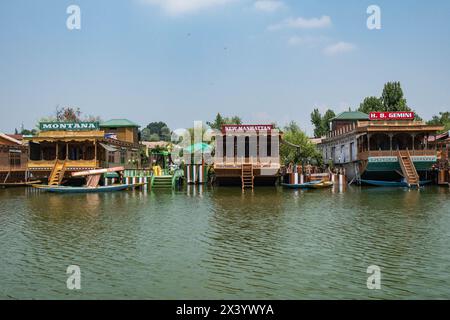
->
[358,149,437,160]
[28,159,99,169]
[0,164,28,171]
[214,156,280,168]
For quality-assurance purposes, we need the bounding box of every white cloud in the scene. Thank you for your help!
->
[268,15,331,31]
[288,35,328,48]
[140,0,235,15]
[253,0,285,13]
[323,42,356,56]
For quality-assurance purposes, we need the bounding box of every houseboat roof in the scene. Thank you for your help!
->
[0,132,23,145]
[100,119,140,128]
[331,111,369,121]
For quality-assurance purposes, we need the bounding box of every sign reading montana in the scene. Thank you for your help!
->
[39,122,100,131]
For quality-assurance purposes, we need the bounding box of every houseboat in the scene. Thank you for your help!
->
[318,111,444,187]
[25,119,141,185]
[429,130,450,185]
[0,133,30,186]
[213,125,281,189]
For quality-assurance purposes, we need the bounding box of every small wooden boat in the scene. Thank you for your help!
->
[360,179,432,187]
[0,180,41,188]
[35,184,131,193]
[310,181,334,189]
[281,180,323,189]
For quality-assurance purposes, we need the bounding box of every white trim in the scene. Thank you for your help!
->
[0,133,22,145]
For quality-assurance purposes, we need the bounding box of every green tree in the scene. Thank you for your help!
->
[427,111,450,132]
[381,82,410,111]
[280,121,322,165]
[141,122,171,141]
[358,82,422,119]
[36,106,101,130]
[207,113,242,130]
[310,108,335,138]
[358,96,383,113]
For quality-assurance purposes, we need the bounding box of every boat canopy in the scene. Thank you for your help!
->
[99,142,118,152]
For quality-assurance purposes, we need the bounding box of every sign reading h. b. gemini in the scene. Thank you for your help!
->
[39,122,100,131]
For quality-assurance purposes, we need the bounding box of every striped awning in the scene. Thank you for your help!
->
[99,143,118,152]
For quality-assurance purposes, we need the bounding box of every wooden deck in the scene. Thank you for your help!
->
[358,150,436,160]
[28,160,99,170]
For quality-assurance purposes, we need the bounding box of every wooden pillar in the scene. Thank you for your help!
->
[389,133,393,156]
[56,143,59,160]
[367,134,371,152]
[66,143,69,160]
[94,140,97,166]
[411,133,416,151]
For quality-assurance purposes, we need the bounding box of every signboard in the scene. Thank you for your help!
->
[222,124,273,134]
[369,112,415,121]
[105,133,118,140]
[39,122,100,131]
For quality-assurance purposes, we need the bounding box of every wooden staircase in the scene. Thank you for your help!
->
[397,150,419,187]
[48,159,67,186]
[241,164,254,191]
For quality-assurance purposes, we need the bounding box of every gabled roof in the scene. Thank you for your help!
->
[100,119,140,128]
[0,132,23,145]
[331,111,369,121]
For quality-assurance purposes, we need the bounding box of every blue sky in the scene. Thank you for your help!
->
[1,0,449,135]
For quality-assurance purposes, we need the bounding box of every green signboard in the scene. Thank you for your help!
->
[39,122,100,131]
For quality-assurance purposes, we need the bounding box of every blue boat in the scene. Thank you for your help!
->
[35,184,131,193]
[360,179,432,187]
[281,180,323,189]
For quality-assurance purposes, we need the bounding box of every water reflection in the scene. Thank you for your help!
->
[0,186,449,299]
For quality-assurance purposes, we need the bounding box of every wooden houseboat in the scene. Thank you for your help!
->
[213,125,281,189]
[318,111,444,187]
[429,130,450,185]
[25,119,141,185]
[0,133,29,185]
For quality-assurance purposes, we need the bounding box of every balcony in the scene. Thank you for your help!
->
[28,160,99,170]
[358,150,437,160]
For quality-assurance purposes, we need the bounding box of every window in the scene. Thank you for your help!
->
[120,150,126,164]
[350,142,354,161]
[108,151,115,163]
[9,152,21,167]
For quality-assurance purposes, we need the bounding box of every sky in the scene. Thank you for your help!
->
[0,0,449,135]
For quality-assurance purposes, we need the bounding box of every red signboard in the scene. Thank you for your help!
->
[369,112,415,120]
[221,124,273,134]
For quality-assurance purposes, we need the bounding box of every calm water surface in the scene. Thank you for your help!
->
[0,185,449,299]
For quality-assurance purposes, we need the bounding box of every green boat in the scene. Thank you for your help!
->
[360,179,432,187]
[281,180,323,189]
[35,184,131,193]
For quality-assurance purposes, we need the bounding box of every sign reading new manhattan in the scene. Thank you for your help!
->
[40,122,100,131]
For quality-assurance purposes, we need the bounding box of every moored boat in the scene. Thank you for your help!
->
[34,184,131,193]
[360,179,432,187]
[281,180,323,189]
[310,181,334,189]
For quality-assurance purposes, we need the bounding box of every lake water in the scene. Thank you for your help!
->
[1,185,449,299]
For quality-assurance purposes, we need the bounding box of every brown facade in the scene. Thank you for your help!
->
[0,134,29,183]
[25,128,140,182]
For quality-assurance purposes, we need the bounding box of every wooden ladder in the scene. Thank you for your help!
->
[241,164,254,191]
[48,159,67,186]
[398,150,419,188]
